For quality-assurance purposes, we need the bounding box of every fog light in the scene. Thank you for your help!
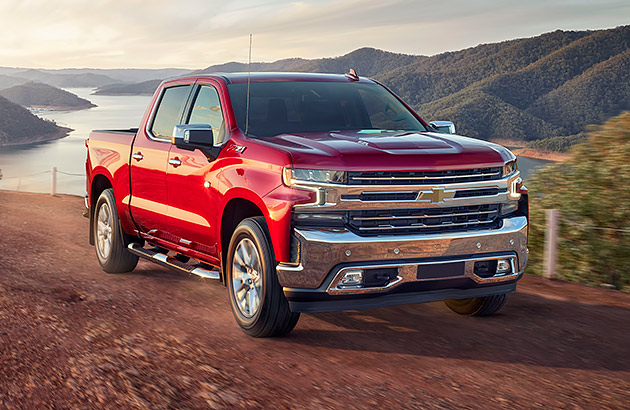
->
[500,202,519,216]
[339,270,363,287]
[496,259,511,274]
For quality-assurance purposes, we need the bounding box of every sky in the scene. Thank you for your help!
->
[0,0,628,70]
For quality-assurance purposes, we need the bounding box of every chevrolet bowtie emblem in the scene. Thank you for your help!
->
[417,187,455,203]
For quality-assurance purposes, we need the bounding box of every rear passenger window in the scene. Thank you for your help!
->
[150,85,192,139]
[187,85,226,144]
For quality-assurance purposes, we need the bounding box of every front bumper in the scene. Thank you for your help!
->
[277,216,528,312]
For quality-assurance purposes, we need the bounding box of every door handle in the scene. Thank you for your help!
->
[169,158,182,167]
[132,152,144,161]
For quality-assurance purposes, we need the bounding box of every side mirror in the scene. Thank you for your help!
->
[172,124,215,148]
[172,124,221,161]
[429,121,456,135]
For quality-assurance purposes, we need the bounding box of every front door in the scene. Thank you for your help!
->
[165,83,227,265]
[129,83,193,238]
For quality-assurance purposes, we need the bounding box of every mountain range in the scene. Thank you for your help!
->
[1,25,629,149]
[0,67,189,90]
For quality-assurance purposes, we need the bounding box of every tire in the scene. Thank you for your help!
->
[226,217,300,337]
[94,188,139,273]
[444,294,508,316]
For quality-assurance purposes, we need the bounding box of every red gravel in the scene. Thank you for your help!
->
[0,190,629,409]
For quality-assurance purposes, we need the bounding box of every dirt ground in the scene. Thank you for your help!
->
[0,191,629,409]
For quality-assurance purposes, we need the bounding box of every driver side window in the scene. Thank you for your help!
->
[187,85,226,145]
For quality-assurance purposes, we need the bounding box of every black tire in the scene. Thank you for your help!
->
[93,188,139,273]
[226,217,300,337]
[444,294,508,316]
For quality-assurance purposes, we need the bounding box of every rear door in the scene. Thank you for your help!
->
[164,82,228,265]
[129,83,193,238]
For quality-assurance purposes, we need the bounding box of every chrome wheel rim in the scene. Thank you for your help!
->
[231,238,263,318]
[96,202,113,259]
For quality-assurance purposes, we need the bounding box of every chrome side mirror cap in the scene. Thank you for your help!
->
[172,124,222,161]
[429,121,456,134]
[172,124,215,147]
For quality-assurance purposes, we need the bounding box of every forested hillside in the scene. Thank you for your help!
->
[0,82,95,110]
[0,96,69,146]
[413,26,630,143]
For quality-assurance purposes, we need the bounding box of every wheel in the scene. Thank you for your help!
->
[444,294,508,316]
[94,188,139,273]
[226,217,300,337]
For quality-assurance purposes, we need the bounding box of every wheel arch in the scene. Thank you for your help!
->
[220,198,266,284]
[89,173,113,246]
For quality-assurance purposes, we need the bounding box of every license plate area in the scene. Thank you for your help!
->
[417,261,465,280]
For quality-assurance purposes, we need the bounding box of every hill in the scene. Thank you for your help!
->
[93,79,162,96]
[0,82,96,110]
[0,96,70,146]
[32,68,189,83]
[0,67,189,88]
[194,48,422,77]
[0,74,27,90]
[411,26,630,143]
[11,69,118,88]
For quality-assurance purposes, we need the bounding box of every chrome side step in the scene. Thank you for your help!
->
[127,243,220,280]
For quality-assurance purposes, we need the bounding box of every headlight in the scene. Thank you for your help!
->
[503,160,517,177]
[283,168,347,186]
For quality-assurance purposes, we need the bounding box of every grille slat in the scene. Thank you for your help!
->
[348,204,501,236]
[352,209,498,221]
[348,167,502,186]
[356,219,496,231]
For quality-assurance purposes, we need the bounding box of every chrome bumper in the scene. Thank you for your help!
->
[277,216,528,291]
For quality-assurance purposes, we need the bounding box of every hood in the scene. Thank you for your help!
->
[255,130,513,171]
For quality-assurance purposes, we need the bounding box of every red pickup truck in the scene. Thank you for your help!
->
[86,72,528,337]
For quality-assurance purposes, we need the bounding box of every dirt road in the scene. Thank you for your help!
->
[1,191,629,409]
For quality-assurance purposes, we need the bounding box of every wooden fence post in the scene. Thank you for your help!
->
[51,167,57,196]
[543,209,559,279]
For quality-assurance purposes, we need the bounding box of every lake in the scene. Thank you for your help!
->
[0,88,552,196]
[0,88,152,195]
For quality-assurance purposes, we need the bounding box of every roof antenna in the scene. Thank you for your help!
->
[245,34,252,136]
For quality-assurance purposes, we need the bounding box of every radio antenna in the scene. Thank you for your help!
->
[245,34,252,136]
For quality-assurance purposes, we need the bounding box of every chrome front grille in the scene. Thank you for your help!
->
[348,167,503,185]
[347,204,501,236]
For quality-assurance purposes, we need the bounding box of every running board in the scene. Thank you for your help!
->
[127,243,220,280]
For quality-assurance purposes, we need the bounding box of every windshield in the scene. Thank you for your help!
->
[228,81,427,138]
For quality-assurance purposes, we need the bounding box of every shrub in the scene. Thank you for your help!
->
[526,112,630,290]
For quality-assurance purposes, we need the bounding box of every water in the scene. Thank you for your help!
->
[0,88,152,196]
[0,89,551,195]
[516,156,552,180]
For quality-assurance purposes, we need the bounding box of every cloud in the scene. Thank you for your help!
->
[0,0,628,69]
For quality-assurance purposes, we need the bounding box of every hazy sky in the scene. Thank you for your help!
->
[0,0,628,70]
